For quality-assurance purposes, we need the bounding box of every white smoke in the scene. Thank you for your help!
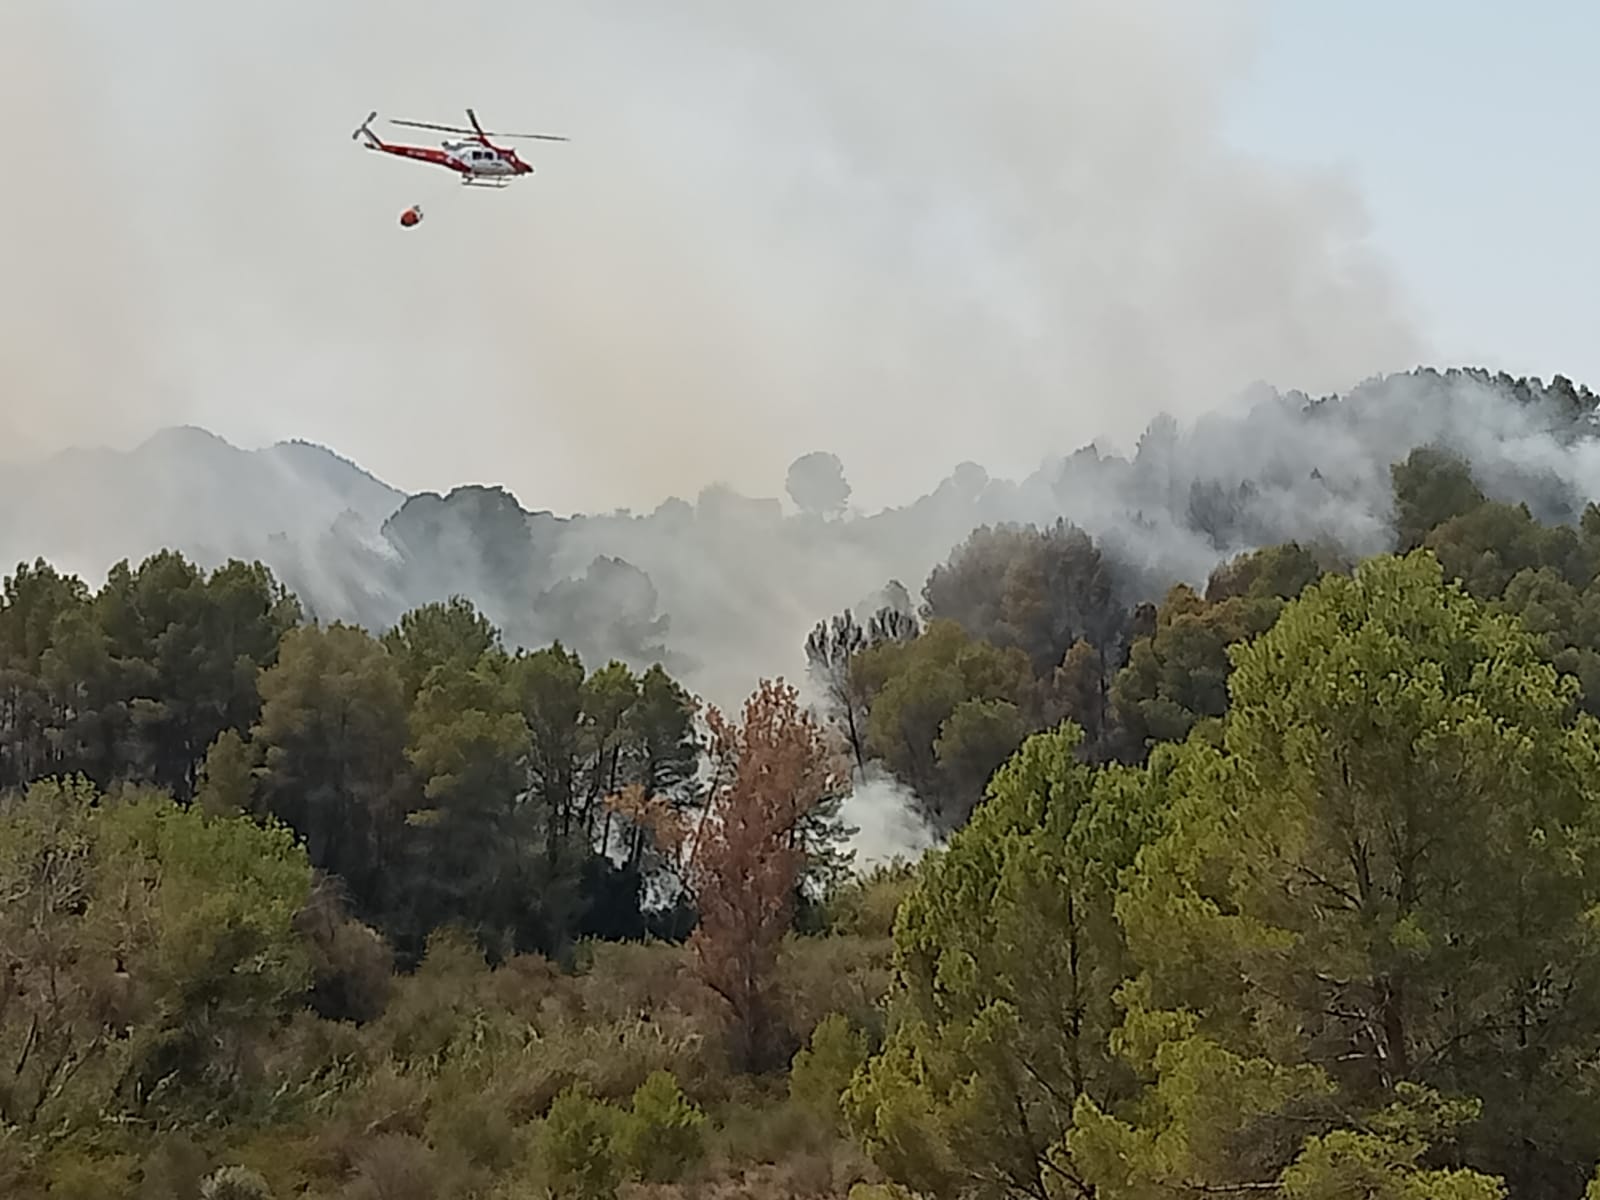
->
[0,0,1524,869]
[838,768,943,873]
[1,0,1420,516]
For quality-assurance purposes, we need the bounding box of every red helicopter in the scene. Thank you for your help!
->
[351,107,568,190]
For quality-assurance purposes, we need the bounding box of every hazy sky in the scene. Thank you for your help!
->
[0,1,1589,516]
[1223,0,1598,391]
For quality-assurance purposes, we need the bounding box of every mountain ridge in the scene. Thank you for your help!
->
[9,365,1600,712]
[0,425,407,586]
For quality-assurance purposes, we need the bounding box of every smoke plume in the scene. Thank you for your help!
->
[12,1,1562,873]
[2,0,1419,514]
[838,768,943,872]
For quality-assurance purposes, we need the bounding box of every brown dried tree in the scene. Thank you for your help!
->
[613,677,849,1072]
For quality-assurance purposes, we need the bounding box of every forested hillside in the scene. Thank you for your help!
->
[13,398,1600,1195]
[8,366,1599,721]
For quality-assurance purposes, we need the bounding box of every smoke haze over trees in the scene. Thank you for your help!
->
[6,366,1600,869]
[15,410,1600,1195]
[7,366,1599,713]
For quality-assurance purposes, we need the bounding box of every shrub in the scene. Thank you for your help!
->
[535,1082,626,1200]
[340,1133,447,1200]
[789,1014,869,1130]
[821,862,919,939]
[295,877,395,1024]
[615,1070,707,1183]
[200,1165,273,1200]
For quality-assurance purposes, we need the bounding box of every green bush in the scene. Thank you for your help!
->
[615,1070,707,1183]
[790,1013,870,1130]
[534,1083,625,1200]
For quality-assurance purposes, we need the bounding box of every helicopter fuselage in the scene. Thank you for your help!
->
[352,110,559,188]
[440,139,530,180]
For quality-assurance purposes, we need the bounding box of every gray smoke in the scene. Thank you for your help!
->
[8,368,1598,714]
[2,0,1419,513]
[7,369,1599,869]
[14,0,1578,872]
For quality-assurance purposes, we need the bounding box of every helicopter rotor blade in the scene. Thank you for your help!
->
[388,115,569,142]
[390,118,477,135]
[466,109,567,141]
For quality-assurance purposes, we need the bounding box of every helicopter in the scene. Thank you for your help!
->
[351,108,568,188]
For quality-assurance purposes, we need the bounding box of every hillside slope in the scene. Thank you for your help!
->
[0,425,406,584]
[7,367,1600,712]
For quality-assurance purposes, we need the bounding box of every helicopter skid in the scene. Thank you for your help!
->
[461,176,513,188]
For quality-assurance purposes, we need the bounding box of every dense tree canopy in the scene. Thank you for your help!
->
[16,436,1600,1196]
[847,548,1600,1199]
[0,556,711,975]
